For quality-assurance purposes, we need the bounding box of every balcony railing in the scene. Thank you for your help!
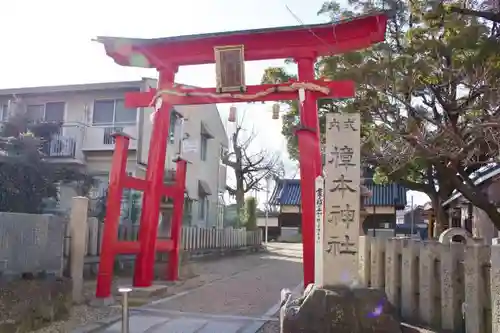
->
[103,126,124,145]
[36,123,83,159]
[47,135,76,157]
[83,125,137,150]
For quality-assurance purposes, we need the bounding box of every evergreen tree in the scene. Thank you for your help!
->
[244,196,258,231]
[0,112,94,213]
[262,0,500,231]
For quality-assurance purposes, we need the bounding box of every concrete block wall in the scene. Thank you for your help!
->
[0,213,67,277]
[358,236,500,333]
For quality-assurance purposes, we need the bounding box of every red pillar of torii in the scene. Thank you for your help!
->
[93,12,388,297]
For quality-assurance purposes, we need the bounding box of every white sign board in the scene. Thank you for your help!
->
[314,175,325,287]
[323,112,361,286]
[182,140,198,153]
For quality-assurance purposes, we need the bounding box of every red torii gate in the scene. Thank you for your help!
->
[94,12,389,298]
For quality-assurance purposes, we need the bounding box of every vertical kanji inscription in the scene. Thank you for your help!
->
[323,112,361,286]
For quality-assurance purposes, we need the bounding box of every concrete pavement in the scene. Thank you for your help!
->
[80,243,303,333]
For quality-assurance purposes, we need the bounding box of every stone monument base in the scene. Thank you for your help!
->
[281,284,402,333]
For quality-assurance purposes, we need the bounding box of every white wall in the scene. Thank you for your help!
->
[257,216,278,227]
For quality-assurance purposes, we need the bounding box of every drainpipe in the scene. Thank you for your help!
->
[215,146,221,228]
[177,115,185,158]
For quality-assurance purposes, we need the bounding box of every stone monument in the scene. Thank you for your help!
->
[282,112,402,333]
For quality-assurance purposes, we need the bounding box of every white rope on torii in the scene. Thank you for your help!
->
[149,81,327,123]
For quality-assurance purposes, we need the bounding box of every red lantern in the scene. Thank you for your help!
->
[228,106,237,122]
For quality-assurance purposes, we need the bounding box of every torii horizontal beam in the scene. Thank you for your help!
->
[96,12,389,67]
[125,80,355,107]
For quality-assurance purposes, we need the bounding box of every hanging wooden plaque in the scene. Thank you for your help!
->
[214,45,246,93]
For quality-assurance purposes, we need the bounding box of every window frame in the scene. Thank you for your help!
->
[198,194,209,221]
[0,104,8,121]
[92,99,137,126]
[200,134,209,161]
[169,109,181,144]
[26,101,66,123]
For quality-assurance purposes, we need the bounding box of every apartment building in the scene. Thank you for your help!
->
[0,79,228,228]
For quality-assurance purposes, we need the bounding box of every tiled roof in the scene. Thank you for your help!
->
[269,179,301,206]
[442,163,500,207]
[270,178,407,207]
[364,179,407,207]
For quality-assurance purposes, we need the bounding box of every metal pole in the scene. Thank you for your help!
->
[372,205,376,237]
[265,176,270,244]
[177,116,185,157]
[410,196,415,237]
[119,287,132,333]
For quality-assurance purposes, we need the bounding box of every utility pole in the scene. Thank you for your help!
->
[264,175,271,244]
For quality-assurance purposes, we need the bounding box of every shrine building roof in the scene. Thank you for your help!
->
[269,178,407,208]
[94,11,392,67]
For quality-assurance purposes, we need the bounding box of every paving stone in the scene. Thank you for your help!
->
[103,315,169,332]
[150,317,208,333]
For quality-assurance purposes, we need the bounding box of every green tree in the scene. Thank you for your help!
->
[92,189,108,221]
[262,0,500,232]
[244,196,258,231]
[128,192,142,223]
[0,112,94,213]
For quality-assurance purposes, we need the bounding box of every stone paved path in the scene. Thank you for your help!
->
[86,243,303,333]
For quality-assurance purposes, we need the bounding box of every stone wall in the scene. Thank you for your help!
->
[0,213,66,277]
[358,235,500,333]
[472,206,498,243]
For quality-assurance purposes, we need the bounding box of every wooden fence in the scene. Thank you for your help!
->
[63,217,262,262]
[359,235,500,333]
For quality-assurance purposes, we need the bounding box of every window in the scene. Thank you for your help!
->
[0,104,8,121]
[92,99,136,126]
[27,105,44,122]
[451,207,461,228]
[26,102,65,123]
[198,195,209,221]
[183,198,193,225]
[90,175,109,199]
[45,102,65,122]
[200,134,208,161]
[465,203,473,233]
[169,110,179,144]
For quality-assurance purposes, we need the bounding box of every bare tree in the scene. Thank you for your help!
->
[223,119,284,227]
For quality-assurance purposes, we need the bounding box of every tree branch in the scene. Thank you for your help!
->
[448,6,500,23]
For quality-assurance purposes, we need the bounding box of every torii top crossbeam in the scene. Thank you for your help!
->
[95,12,389,69]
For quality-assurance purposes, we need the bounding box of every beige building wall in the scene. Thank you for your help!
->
[136,81,228,227]
[0,79,228,227]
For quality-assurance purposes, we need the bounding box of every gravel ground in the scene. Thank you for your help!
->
[31,247,301,333]
[151,259,301,315]
[150,245,303,316]
[30,281,121,333]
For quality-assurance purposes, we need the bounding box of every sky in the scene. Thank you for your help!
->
[0,0,428,207]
